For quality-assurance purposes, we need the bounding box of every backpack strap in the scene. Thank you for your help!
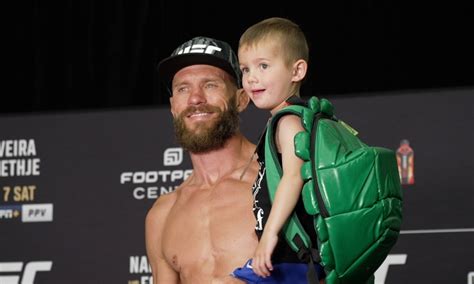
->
[264,103,313,252]
[264,98,322,283]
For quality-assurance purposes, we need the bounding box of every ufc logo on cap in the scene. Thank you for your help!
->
[176,44,222,55]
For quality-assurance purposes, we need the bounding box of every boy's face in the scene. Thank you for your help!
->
[238,39,298,114]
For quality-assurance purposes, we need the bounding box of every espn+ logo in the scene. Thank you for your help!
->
[0,261,52,284]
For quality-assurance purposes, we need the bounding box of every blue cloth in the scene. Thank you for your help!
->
[231,259,325,284]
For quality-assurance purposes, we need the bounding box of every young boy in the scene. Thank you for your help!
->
[232,17,325,283]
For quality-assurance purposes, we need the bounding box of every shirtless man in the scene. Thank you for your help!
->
[145,37,258,283]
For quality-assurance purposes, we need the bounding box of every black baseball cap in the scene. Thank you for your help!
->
[157,36,242,92]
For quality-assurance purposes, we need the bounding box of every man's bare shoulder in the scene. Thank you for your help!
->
[145,191,179,256]
[146,191,178,223]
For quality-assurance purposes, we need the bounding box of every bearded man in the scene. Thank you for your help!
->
[145,37,258,284]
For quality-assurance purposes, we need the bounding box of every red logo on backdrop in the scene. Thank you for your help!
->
[396,139,415,185]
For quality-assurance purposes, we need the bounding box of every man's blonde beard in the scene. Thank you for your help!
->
[173,97,239,153]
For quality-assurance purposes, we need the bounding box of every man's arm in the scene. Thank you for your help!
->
[145,193,179,284]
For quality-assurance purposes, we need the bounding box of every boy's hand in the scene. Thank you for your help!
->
[252,233,278,277]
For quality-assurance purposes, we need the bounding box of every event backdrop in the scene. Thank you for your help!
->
[1,88,473,284]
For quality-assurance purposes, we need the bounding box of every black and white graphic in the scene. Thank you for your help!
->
[252,161,266,231]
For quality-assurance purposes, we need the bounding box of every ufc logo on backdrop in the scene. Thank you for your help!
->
[176,44,221,55]
[374,254,407,284]
[0,261,52,284]
[163,147,183,166]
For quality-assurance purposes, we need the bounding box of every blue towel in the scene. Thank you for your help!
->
[231,259,325,283]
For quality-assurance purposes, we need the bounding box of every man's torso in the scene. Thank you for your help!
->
[161,171,258,283]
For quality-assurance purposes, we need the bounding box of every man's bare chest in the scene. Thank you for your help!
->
[162,186,253,246]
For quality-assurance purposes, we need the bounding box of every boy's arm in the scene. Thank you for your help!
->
[252,114,305,277]
[145,193,180,284]
[265,114,305,240]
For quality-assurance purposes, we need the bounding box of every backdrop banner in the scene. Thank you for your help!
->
[1,88,473,284]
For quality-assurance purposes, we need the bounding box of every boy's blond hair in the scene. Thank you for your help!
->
[239,17,309,67]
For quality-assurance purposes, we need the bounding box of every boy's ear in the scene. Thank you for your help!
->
[236,89,250,112]
[291,59,308,82]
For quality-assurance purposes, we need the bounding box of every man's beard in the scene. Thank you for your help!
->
[173,98,239,153]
